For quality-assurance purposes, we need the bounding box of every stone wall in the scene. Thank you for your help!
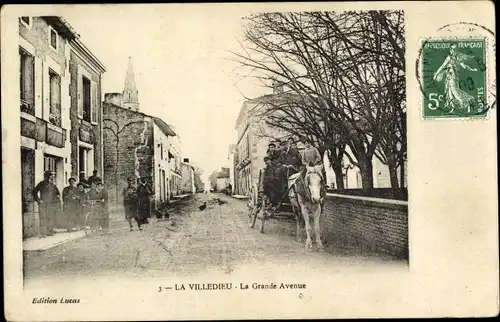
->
[102,103,154,206]
[322,194,408,260]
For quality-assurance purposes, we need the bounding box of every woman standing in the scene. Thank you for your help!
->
[62,178,80,232]
[136,177,153,225]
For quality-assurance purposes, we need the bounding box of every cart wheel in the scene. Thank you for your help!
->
[259,199,266,233]
[248,186,258,228]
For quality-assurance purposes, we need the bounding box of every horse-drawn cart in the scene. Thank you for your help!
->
[246,164,326,252]
[247,168,296,234]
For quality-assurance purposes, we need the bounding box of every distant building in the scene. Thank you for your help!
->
[227,144,236,191]
[216,167,230,192]
[233,85,297,196]
[180,159,196,195]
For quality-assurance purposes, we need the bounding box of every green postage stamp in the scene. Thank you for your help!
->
[421,39,487,118]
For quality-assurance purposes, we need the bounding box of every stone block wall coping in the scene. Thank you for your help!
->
[325,193,408,211]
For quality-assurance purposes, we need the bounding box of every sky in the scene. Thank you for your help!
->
[61,5,269,183]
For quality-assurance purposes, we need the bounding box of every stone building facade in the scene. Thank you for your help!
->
[234,94,290,196]
[68,38,106,181]
[180,160,195,195]
[19,16,87,238]
[102,100,177,208]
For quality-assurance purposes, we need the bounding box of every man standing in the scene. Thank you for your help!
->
[122,177,137,197]
[62,177,80,232]
[301,141,323,167]
[259,156,281,209]
[266,142,279,162]
[88,170,102,186]
[96,181,110,234]
[33,171,60,238]
[136,177,153,225]
[301,142,326,197]
[283,138,302,176]
[76,182,87,229]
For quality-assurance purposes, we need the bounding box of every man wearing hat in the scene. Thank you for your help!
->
[281,137,302,176]
[33,171,61,237]
[259,156,281,209]
[88,170,102,186]
[96,181,110,234]
[62,177,81,232]
[266,142,279,162]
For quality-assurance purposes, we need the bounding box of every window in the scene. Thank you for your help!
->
[162,170,167,201]
[19,47,35,115]
[49,69,61,126]
[160,143,163,160]
[78,146,94,179]
[82,76,91,122]
[49,27,58,50]
[20,16,31,27]
[44,156,56,173]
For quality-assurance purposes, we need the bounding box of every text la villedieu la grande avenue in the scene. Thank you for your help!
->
[158,282,306,292]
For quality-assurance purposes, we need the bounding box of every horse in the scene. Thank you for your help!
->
[288,164,325,252]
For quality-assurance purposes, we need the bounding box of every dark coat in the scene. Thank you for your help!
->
[33,180,60,204]
[62,186,80,211]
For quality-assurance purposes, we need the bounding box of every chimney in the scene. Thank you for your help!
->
[104,93,123,107]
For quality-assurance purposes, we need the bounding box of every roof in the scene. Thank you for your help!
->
[70,38,106,73]
[153,117,177,137]
[42,16,80,39]
[41,17,106,73]
[234,91,302,130]
[103,101,177,137]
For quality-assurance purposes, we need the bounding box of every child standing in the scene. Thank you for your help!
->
[123,186,141,231]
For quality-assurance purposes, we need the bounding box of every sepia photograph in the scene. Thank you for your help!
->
[17,9,407,282]
[2,2,498,320]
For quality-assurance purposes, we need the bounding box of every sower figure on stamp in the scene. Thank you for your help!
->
[137,177,153,225]
[33,171,61,238]
[433,44,478,113]
[124,186,141,231]
[62,177,80,232]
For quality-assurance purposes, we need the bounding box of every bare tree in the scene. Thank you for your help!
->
[231,10,405,194]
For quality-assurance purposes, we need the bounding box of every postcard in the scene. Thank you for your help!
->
[2,2,498,320]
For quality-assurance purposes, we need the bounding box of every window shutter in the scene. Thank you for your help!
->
[24,54,35,104]
[77,68,83,118]
[91,81,98,123]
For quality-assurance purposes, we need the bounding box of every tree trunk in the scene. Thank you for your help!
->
[333,162,345,191]
[358,155,374,195]
[399,160,405,190]
[387,158,400,199]
[328,154,345,190]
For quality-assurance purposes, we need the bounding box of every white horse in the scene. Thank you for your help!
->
[288,164,325,252]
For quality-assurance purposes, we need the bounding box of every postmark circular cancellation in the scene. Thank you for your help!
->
[416,22,496,120]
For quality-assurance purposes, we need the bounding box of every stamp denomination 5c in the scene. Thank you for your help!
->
[421,39,487,118]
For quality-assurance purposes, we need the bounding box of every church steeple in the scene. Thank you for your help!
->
[122,56,139,111]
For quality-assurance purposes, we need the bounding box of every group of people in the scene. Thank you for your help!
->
[122,176,154,231]
[259,137,324,209]
[32,169,156,237]
[32,170,108,238]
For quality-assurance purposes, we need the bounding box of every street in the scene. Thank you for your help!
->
[23,194,406,281]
